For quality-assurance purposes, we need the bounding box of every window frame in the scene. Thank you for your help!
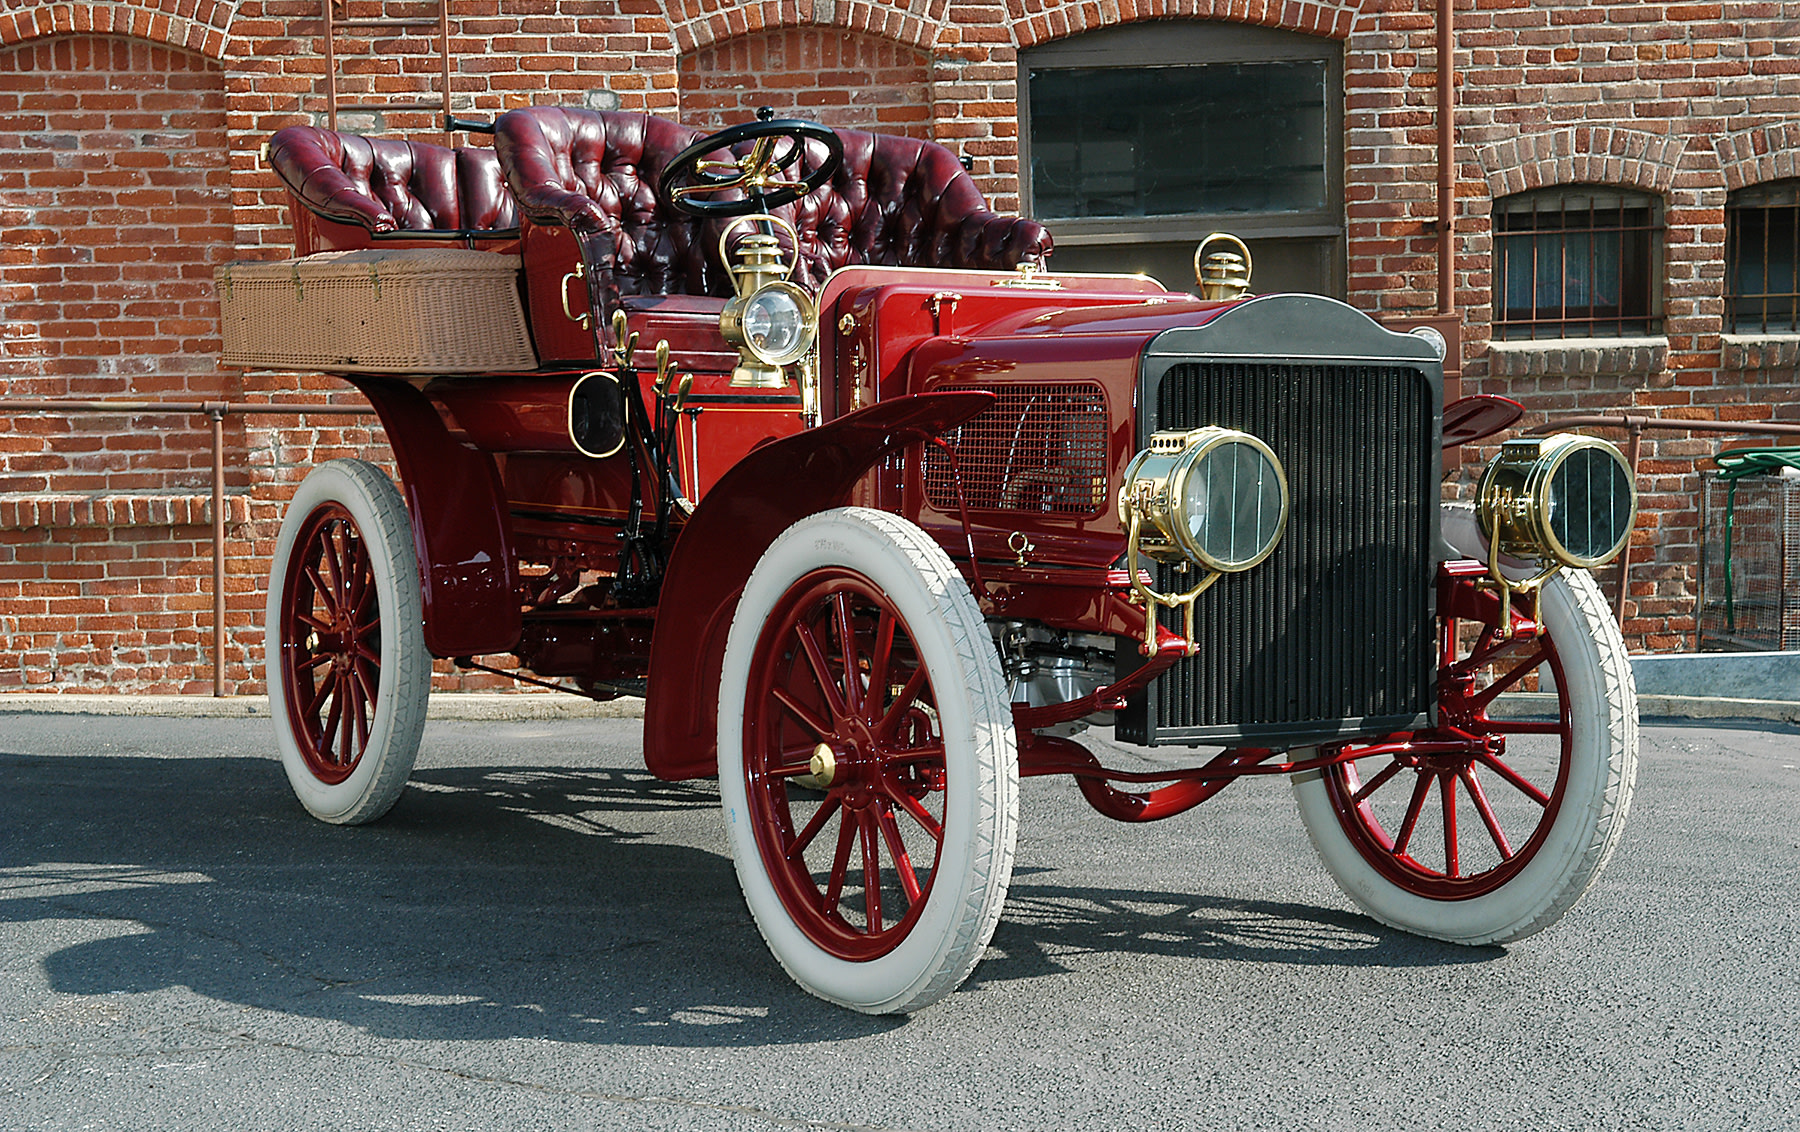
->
[1017,21,1344,290]
[1725,180,1800,336]
[1491,186,1664,342]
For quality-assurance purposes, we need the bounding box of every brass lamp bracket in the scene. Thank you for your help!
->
[1123,502,1219,656]
[1479,485,1560,640]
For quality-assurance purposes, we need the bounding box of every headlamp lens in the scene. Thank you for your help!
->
[1547,442,1634,563]
[1182,438,1285,569]
[743,288,806,362]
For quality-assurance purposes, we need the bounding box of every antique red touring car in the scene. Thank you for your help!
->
[217,107,1640,1013]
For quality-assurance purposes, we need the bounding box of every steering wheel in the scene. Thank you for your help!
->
[660,110,844,218]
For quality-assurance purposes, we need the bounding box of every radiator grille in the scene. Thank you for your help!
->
[922,383,1109,515]
[1119,360,1437,746]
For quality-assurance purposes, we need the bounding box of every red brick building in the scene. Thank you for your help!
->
[2,0,1796,692]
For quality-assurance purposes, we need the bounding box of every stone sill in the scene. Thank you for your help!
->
[1720,334,1800,370]
[1485,336,1668,378]
[0,493,252,532]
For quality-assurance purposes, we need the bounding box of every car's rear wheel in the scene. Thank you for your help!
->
[1292,568,1637,943]
[719,507,1017,1014]
[267,459,429,825]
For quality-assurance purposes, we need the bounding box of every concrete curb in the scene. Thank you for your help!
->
[0,692,646,721]
[0,691,1794,726]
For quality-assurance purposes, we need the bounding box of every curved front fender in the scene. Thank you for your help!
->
[642,390,995,781]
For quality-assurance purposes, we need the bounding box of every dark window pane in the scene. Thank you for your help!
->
[1726,183,1800,334]
[1493,191,1658,339]
[1028,60,1327,220]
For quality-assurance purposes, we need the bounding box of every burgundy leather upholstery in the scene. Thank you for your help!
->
[494,107,728,298]
[268,125,519,233]
[492,106,1052,297]
[768,130,1053,290]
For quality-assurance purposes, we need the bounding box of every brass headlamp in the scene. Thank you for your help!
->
[1117,426,1289,653]
[1475,432,1636,630]
[718,213,818,389]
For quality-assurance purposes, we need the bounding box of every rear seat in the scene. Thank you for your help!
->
[267,126,520,254]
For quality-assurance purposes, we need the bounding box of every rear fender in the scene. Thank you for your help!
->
[643,390,996,781]
[340,375,522,658]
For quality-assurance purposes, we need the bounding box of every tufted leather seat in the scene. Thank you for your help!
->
[269,125,519,251]
[494,106,729,299]
[492,106,1052,299]
[768,130,1053,290]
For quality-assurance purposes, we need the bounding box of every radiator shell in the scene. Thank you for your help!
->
[1115,295,1444,748]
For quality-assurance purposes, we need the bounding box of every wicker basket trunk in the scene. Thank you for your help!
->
[214,249,539,373]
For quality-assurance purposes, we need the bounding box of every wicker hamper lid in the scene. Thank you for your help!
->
[214,249,538,374]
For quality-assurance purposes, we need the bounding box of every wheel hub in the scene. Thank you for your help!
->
[800,742,838,789]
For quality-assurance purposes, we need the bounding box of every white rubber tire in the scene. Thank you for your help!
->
[718,507,1018,1014]
[1292,569,1638,944]
[266,459,430,825]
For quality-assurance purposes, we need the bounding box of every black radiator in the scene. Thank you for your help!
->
[1115,355,1439,748]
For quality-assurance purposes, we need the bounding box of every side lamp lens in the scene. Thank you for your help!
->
[1120,427,1289,573]
[1478,433,1637,569]
[731,281,816,366]
[744,290,804,358]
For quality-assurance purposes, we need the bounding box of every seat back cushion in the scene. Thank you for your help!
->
[764,130,1054,289]
[269,125,514,233]
[494,106,728,297]
[454,146,520,231]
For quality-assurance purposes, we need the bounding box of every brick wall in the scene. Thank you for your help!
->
[3,0,1799,693]
[679,25,931,136]
[0,35,240,691]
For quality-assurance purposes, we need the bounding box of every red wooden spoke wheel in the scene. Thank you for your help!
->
[267,460,429,825]
[1292,567,1638,944]
[1325,575,1573,897]
[743,569,948,960]
[280,502,380,785]
[719,508,1017,1014]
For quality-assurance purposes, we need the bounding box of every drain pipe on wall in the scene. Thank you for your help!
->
[1437,0,1455,316]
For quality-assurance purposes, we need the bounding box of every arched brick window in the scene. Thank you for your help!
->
[677,27,931,138]
[1493,186,1662,341]
[1726,180,1800,334]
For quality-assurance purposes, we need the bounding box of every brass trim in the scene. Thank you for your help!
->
[560,260,589,330]
[991,262,1063,289]
[1194,232,1253,300]
[716,213,801,284]
[1116,425,1290,653]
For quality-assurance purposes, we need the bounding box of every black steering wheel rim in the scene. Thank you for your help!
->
[660,117,844,217]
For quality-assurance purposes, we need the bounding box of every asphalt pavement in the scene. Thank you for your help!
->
[1,708,1796,1131]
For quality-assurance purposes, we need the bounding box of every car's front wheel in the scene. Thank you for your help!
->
[718,507,1018,1014]
[1292,567,1637,944]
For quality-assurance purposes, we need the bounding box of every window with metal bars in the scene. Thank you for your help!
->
[1727,181,1800,334]
[1494,188,1661,340]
